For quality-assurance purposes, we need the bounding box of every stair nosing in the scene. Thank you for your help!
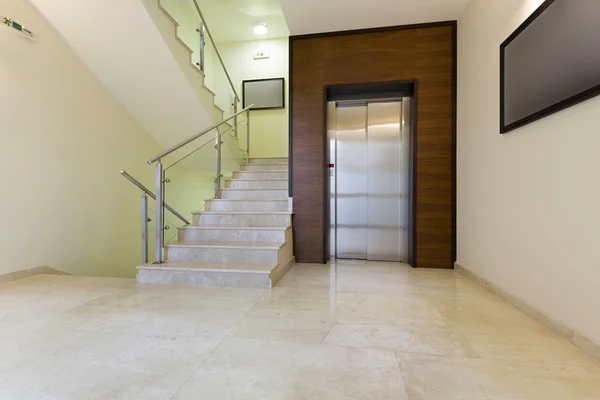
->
[205,199,290,203]
[245,163,288,165]
[226,179,289,182]
[236,170,288,173]
[165,242,284,250]
[221,188,288,191]
[205,199,288,202]
[179,226,289,231]
[192,211,293,215]
[137,262,276,274]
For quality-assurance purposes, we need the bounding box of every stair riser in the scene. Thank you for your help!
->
[178,227,291,244]
[165,246,279,264]
[241,165,288,171]
[249,158,288,165]
[226,180,288,189]
[233,172,288,180]
[205,200,289,212]
[193,213,291,227]
[137,269,272,289]
[220,190,288,200]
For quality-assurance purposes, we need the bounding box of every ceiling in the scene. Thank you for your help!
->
[279,0,470,36]
[181,0,289,43]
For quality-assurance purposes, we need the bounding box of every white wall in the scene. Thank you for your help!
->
[0,0,163,278]
[28,0,220,150]
[220,38,289,158]
[458,0,600,343]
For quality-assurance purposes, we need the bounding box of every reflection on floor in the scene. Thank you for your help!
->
[1,261,599,399]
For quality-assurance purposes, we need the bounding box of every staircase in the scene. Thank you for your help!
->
[137,158,294,288]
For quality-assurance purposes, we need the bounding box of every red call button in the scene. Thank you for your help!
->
[329,164,335,168]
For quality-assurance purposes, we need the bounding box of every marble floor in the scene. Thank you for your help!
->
[1,261,599,399]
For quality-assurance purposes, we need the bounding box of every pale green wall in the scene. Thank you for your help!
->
[220,38,289,159]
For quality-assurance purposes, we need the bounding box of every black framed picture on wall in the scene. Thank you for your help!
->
[243,78,285,110]
[500,0,600,133]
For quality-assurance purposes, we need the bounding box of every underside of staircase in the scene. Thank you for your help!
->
[137,158,294,288]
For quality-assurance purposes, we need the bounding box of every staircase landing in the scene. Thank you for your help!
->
[136,158,294,288]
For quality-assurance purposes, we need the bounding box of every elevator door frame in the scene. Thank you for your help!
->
[324,81,417,267]
[331,100,406,262]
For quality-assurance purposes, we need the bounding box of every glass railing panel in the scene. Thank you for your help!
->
[204,37,236,119]
[159,0,238,121]
[219,113,248,190]
[160,0,201,66]
[162,132,218,244]
[147,204,190,252]
[237,110,250,159]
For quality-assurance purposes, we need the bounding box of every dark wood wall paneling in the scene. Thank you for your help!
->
[290,22,456,269]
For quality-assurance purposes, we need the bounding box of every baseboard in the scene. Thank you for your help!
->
[0,266,69,284]
[455,262,600,362]
[271,257,295,287]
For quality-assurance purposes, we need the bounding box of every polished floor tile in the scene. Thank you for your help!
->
[323,322,479,357]
[1,261,599,399]
[398,353,600,400]
[172,337,408,400]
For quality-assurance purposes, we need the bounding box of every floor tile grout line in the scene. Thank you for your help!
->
[311,339,600,369]
[320,340,483,359]
[449,321,482,359]
[394,352,414,400]
[167,291,267,400]
[396,351,481,400]
[319,319,339,344]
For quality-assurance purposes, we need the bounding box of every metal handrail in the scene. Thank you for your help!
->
[147,104,253,164]
[120,170,190,225]
[191,0,239,102]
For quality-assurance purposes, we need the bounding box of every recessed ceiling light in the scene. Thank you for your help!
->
[253,24,268,35]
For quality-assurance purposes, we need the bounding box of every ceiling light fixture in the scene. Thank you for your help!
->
[253,23,268,35]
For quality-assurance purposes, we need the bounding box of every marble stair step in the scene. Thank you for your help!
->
[204,199,290,212]
[241,164,289,171]
[178,226,291,243]
[220,188,288,200]
[226,179,288,190]
[248,158,288,165]
[192,211,292,227]
[233,171,288,180]
[136,258,295,289]
[164,241,292,264]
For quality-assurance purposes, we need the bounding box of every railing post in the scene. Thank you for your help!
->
[155,160,164,264]
[215,130,222,198]
[141,193,149,265]
[233,101,238,139]
[246,110,251,163]
[197,23,205,73]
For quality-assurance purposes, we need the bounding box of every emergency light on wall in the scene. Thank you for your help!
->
[2,16,36,41]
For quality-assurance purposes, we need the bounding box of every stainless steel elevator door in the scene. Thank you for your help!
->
[366,101,402,261]
[335,104,367,259]
[331,100,406,262]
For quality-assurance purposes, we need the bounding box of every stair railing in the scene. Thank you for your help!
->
[190,0,241,137]
[190,0,238,101]
[120,170,190,264]
[147,105,253,264]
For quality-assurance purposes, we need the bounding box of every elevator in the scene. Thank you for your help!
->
[328,98,412,263]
